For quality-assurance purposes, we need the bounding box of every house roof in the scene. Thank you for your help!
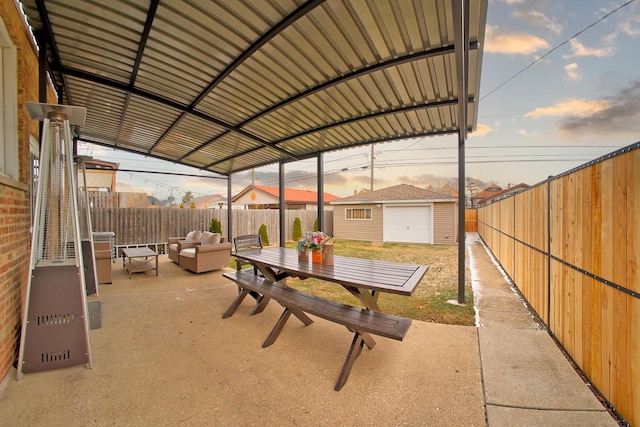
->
[472,183,503,200]
[20,0,488,177]
[233,185,338,204]
[331,184,456,204]
[474,183,529,205]
[192,194,226,209]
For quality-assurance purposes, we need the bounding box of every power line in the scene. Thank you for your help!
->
[480,0,637,101]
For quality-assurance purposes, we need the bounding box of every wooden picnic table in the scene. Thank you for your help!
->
[223,247,429,390]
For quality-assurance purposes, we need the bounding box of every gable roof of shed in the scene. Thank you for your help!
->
[331,183,455,204]
[20,0,487,177]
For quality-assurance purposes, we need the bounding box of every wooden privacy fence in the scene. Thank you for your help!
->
[477,142,639,426]
[465,209,478,232]
[90,207,333,249]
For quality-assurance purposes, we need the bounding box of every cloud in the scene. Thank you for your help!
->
[484,25,549,55]
[557,81,640,136]
[512,10,562,35]
[524,81,640,137]
[564,63,581,81]
[470,123,492,137]
[564,38,614,58]
[525,99,610,119]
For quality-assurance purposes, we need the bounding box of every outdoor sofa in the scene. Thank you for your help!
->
[168,231,232,273]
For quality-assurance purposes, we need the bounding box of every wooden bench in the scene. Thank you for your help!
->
[222,270,412,390]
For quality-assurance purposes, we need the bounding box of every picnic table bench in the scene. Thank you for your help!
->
[221,247,428,390]
[223,270,412,390]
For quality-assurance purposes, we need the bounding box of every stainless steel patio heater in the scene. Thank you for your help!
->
[17,103,92,380]
[76,155,99,296]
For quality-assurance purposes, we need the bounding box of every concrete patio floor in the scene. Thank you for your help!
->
[0,234,619,426]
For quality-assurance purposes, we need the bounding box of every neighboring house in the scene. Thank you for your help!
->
[437,184,459,198]
[232,185,339,210]
[472,183,529,207]
[81,158,119,192]
[192,194,226,209]
[331,184,458,244]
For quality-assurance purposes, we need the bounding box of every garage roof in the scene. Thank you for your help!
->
[20,0,487,177]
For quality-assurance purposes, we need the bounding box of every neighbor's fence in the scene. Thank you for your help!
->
[465,208,478,232]
[477,142,639,426]
[90,207,333,251]
[87,191,148,208]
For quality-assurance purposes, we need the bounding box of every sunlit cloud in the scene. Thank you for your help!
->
[563,38,614,58]
[484,25,549,55]
[517,128,542,138]
[502,0,524,4]
[558,81,640,137]
[512,10,562,35]
[525,99,610,119]
[470,123,492,137]
[564,63,581,81]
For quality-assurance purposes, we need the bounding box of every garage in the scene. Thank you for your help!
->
[383,205,433,244]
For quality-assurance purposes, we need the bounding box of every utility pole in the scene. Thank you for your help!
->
[370,144,374,191]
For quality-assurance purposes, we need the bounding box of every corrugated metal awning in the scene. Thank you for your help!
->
[21,0,487,177]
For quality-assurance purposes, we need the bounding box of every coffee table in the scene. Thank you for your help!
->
[122,247,159,278]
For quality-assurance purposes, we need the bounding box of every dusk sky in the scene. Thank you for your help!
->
[78,0,639,200]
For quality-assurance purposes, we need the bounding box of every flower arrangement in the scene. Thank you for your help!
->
[297,231,331,252]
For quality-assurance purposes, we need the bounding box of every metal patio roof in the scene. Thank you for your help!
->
[21,0,487,177]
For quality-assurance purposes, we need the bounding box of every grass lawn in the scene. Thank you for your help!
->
[246,239,475,326]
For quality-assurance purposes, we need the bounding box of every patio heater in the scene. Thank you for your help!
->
[17,103,93,380]
[76,155,99,296]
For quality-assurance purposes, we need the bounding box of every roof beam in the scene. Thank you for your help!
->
[149,0,326,155]
[115,0,160,146]
[204,100,464,170]
[184,44,477,165]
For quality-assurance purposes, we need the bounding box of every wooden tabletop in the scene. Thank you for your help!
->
[234,247,428,296]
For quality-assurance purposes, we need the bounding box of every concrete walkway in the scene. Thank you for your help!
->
[0,234,618,426]
[467,233,618,426]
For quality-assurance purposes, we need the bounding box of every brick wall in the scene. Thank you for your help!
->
[0,0,55,388]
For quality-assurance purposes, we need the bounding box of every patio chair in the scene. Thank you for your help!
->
[222,234,265,318]
[178,232,232,273]
[233,234,263,275]
[167,230,202,263]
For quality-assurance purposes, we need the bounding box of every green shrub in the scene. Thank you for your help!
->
[292,217,302,241]
[209,217,222,233]
[190,202,196,209]
[258,224,269,246]
[313,218,319,232]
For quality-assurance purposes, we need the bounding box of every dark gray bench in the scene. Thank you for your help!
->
[222,270,412,390]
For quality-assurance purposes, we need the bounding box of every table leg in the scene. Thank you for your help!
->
[155,255,159,275]
[343,287,381,311]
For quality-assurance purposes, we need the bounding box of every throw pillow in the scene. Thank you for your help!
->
[185,230,201,241]
[200,231,216,245]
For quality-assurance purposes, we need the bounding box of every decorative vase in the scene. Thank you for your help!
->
[298,248,309,262]
[312,249,323,264]
[322,242,334,265]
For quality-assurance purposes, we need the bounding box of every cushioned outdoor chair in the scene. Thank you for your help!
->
[178,232,232,273]
[168,230,202,263]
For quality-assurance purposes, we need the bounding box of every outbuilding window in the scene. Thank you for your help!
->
[345,208,372,220]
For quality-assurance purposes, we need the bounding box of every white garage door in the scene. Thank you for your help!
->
[383,205,432,243]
